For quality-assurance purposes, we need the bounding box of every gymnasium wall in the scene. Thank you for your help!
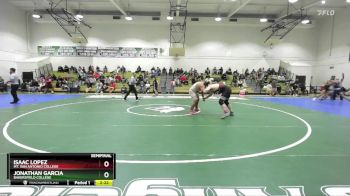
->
[29,18,317,85]
[314,8,350,87]
[0,0,30,80]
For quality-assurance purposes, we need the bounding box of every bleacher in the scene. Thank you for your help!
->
[17,65,311,96]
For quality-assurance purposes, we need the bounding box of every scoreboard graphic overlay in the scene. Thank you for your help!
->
[7,153,116,186]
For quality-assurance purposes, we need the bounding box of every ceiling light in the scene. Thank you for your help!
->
[347,0,350,3]
[32,13,41,19]
[260,18,268,23]
[301,19,310,24]
[166,15,174,20]
[321,0,326,4]
[125,16,133,21]
[215,17,222,22]
[75,14,83,19]
[289,0,298,3]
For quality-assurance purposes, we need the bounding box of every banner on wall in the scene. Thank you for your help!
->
[37,46,158,58]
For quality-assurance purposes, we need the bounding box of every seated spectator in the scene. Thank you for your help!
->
[115,74,122,83]
[68,80,81,93]
[299,82,308,96]
[0,77,6,92]
[93,71,101,80]
[251,69,256,75]
[58,66,64,72]
[191,78,196,85]
[108,81,117,93]
[20,81,28,92]
[121,85,128,94]
[120,66,126,73]
[136,66,142,73]
[95,80,103,94]
[139,79,146,93]
[61,78,69,92]
[213,67,217,75]
[245,69,250,77]
[55,77,63,88]
[219,67,223,75]
[104,76,111,86]
[221,73,227,80]
[151,69,157,78]
[180,74,188,85]
[64,65,69,72]
[238,79,243,88]
[103,66,108,73]
[96,66,102,73]
[263,83,272,94]
[205,67,210,75]
[88,65,94,73]
[99,75,105,84]
[69,66,75,74]
[278,75,285,81]
[28,79,39,93]
[226,68,232,75]
[52,74,57,81]
[232,76,238,87]
[239,74,245,80]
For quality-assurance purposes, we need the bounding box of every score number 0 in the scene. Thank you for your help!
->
[104,161,110,178]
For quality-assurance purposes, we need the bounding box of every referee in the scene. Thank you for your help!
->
[124,75,139,101]
[9,68,20,104]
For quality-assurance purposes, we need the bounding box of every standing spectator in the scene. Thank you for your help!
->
[44,76,54,94]
[145,81,151,94]
[153,79,159,96]
[85,76,95,93]
[271,79,277,96]
[170,79,175,94]
[8,68,20,104]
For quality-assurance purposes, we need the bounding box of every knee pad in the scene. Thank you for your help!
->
[219,99,224,105]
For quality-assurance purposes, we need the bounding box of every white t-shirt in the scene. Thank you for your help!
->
[9,73,19,85]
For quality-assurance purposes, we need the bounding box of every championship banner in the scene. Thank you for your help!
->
[37,46,158,58]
